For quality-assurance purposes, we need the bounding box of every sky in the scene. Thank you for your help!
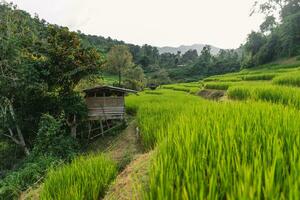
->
[10,0,265,49]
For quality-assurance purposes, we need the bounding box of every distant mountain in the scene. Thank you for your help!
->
[158,44,221,55]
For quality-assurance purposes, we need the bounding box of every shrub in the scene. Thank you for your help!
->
[40,154,117,200]
[32,114,79,159]
[0,156,60,200]
[0,114,79,199]
[0,140,22,174]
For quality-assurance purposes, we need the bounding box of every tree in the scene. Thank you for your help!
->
[149,69,171,85]
[0,3,103,154]
[181,50,198,64]
[260,16,277,33]
[247,0,300,66]
[124,65,145,90]
[107,45,134,86]
[245,31,266,56]
[252,0,300,20]
[159,53,177,68]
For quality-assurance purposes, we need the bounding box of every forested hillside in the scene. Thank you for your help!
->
[80,0,300,82]
[157,44,221,55]
[81,33,241,82]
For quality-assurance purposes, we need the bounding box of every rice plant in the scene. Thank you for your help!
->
[273,72,300,87]
[228,85,300,108]
[161,83,201,94]
[241,73,276,81]
[40,154,117,200]
[204,82,232,90]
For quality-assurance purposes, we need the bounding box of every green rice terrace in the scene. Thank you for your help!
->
[18,59,300,200]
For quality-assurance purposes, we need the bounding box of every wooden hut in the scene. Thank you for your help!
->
[83,86,137,138]
[83,85,137,121]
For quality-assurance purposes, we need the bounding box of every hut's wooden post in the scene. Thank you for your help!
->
[88,121,92,140]
[99,120,104,136]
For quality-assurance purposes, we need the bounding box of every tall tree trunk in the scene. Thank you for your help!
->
[67,115,77,138]
[8,102,30,156]
[118,70,121,87]
[70,125,77,138]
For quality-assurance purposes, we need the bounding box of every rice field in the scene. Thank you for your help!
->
[123,62,300,199]
[126,89,300,199]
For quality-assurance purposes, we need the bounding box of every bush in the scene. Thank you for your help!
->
[0,114,79,199]
[40,154,117,200]
[0,156,60,200]
[32,114,79,159]
[0,140,23,174]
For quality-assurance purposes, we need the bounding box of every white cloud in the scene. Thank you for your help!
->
[10,0,265,49]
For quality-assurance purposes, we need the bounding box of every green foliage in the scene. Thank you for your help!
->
[193,47,240,77]
[0,156,60,200]
[126,89,300,199]
[244,1,300,67]
[40,154,117,200]
[106,45,134,86]
[32,114,79,159]
[124,65,146,91]
[148,69,171,85]
[0,3,102,155]
[0,140,22,173]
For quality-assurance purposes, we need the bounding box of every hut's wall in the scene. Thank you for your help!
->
[85,97,125,120]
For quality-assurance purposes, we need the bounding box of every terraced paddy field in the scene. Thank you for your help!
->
[40,60,300,199]
[124,61,300,199]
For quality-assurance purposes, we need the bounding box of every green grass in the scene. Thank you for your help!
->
[40,154,117,200]
[126,89,300,199]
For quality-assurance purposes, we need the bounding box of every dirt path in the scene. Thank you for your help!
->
[103,152,151,200]
[101,120,151,200]
[198,89,227,101]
